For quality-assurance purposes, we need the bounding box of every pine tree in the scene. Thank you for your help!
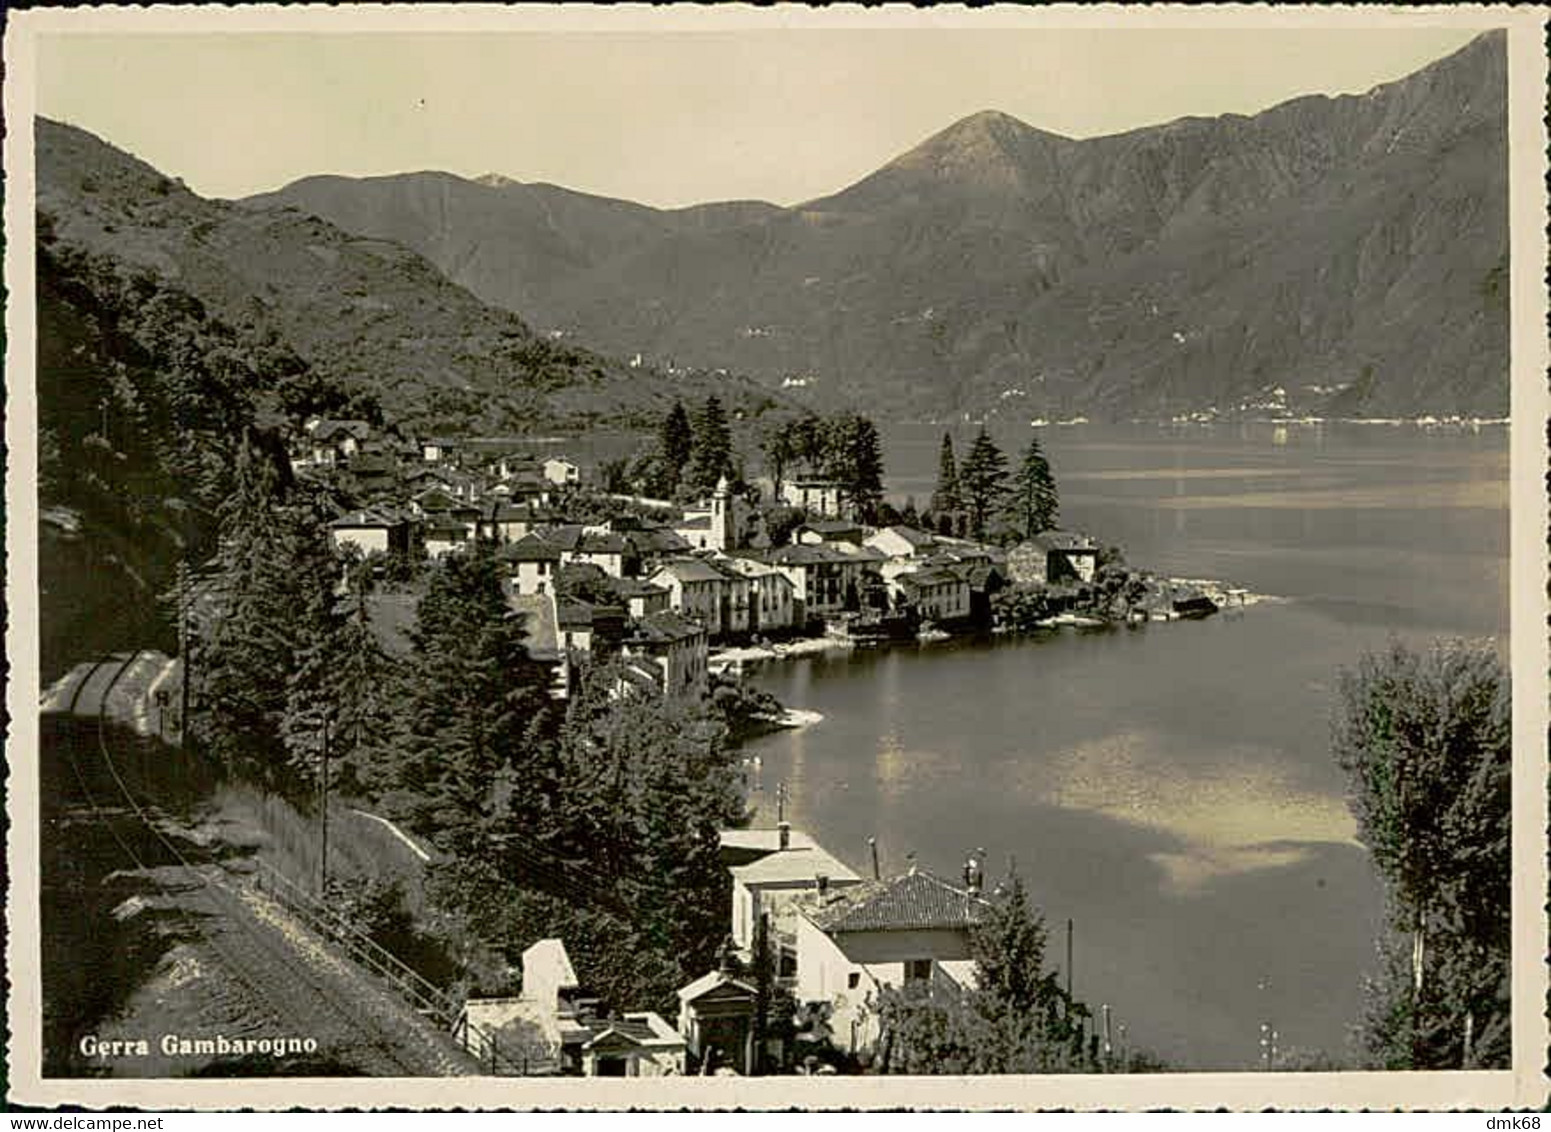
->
[687,396,733,495]
[761,423,795,497]
[825,413,886,523]
[930,432,962,516]
[1009,435,1060,540]
[199,433,338,791]
[958,427,1009,541]
[383,546,559,854]
[660,401,694,493]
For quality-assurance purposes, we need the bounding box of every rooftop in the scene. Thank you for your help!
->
[630,610,706,645]
[719,827,817,855]
[731,844,862,887]
[765,544,866,566]
[329,509,395,529]
[802,868,990,934]
[871,525,937,550]
[650,557,727,585]
[1032,530,1098,553]
[500,533,562,562]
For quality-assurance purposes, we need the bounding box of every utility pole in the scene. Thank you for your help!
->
[776,781,786,825]
[1101,1004,1113,1070]
[1066,917,1074,1002]
[868,836,880,880]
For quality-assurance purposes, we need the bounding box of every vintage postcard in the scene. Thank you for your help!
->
[5,3,1547,1111]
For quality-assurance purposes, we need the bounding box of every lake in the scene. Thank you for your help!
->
[740,420,1509,1070]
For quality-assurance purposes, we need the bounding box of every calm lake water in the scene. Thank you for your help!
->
[741,420,1509,1070]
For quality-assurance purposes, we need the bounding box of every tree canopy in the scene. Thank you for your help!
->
[929,432,962,517]
[1331,638,1511,1068]
[958,428,1009,541]
[1009,435,1060,540]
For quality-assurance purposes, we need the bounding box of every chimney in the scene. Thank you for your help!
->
[906,852,918,877]
[816,873,829,901]
[778,820,791,851]
[964,849,984,895]
[868,836,880,880]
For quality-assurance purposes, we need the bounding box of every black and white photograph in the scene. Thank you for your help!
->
[5,4,1547,1110]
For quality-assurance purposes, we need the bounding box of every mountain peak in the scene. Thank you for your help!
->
[874,107,1069,194]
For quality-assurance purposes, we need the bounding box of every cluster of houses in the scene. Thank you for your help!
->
[455,827,993,1077]
[302,417,1103,699]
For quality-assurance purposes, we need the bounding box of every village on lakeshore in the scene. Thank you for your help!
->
[38,399,1239,1077]
[296,401,1235,708]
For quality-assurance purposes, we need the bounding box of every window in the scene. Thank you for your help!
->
[905,959,932,984]
[847,971,861,990]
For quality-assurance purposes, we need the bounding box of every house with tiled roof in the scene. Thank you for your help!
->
[543,456,581,486]
[499,533,562,595]
[1009,530,1098,586]
[481,501,558,545]
[304,418,371,467]
[793,519,866,548]
[892,566,973,625]
[423,517,475,559]
[864,525,938,561]
[565,531,629,579]
[780,477,844,518]
[606,576,671,620]
[794,864,990,1055]
[621,610,708,698]
[647,557,728,636]
[716,556,797,634]
[328,509,408,557]
[729,823,863,972]
[558,600,626,659]
[760,543,877,623]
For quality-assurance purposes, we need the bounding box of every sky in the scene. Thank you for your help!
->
[35,25,1485,209]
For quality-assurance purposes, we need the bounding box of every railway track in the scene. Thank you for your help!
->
[46,652,479,1077]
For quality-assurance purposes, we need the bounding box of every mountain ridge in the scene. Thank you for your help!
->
[240,30,1506,419]
[36,117,786,436]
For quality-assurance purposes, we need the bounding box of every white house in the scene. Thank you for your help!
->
[864,526,937,561]
[893,567,973,623]
[621,611,709,698]
[500,534,563,596]
[781,478,844,518]
[647,558,727,636]
[794,866,988,1056]
[608,577,672,621]
[717,557,797,635]
[729,824,862,960]
[454,938,581,1075]
[328,510,403,557]
[543,457,582,486]
[423,519,474,559]
[760,544,873,622]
